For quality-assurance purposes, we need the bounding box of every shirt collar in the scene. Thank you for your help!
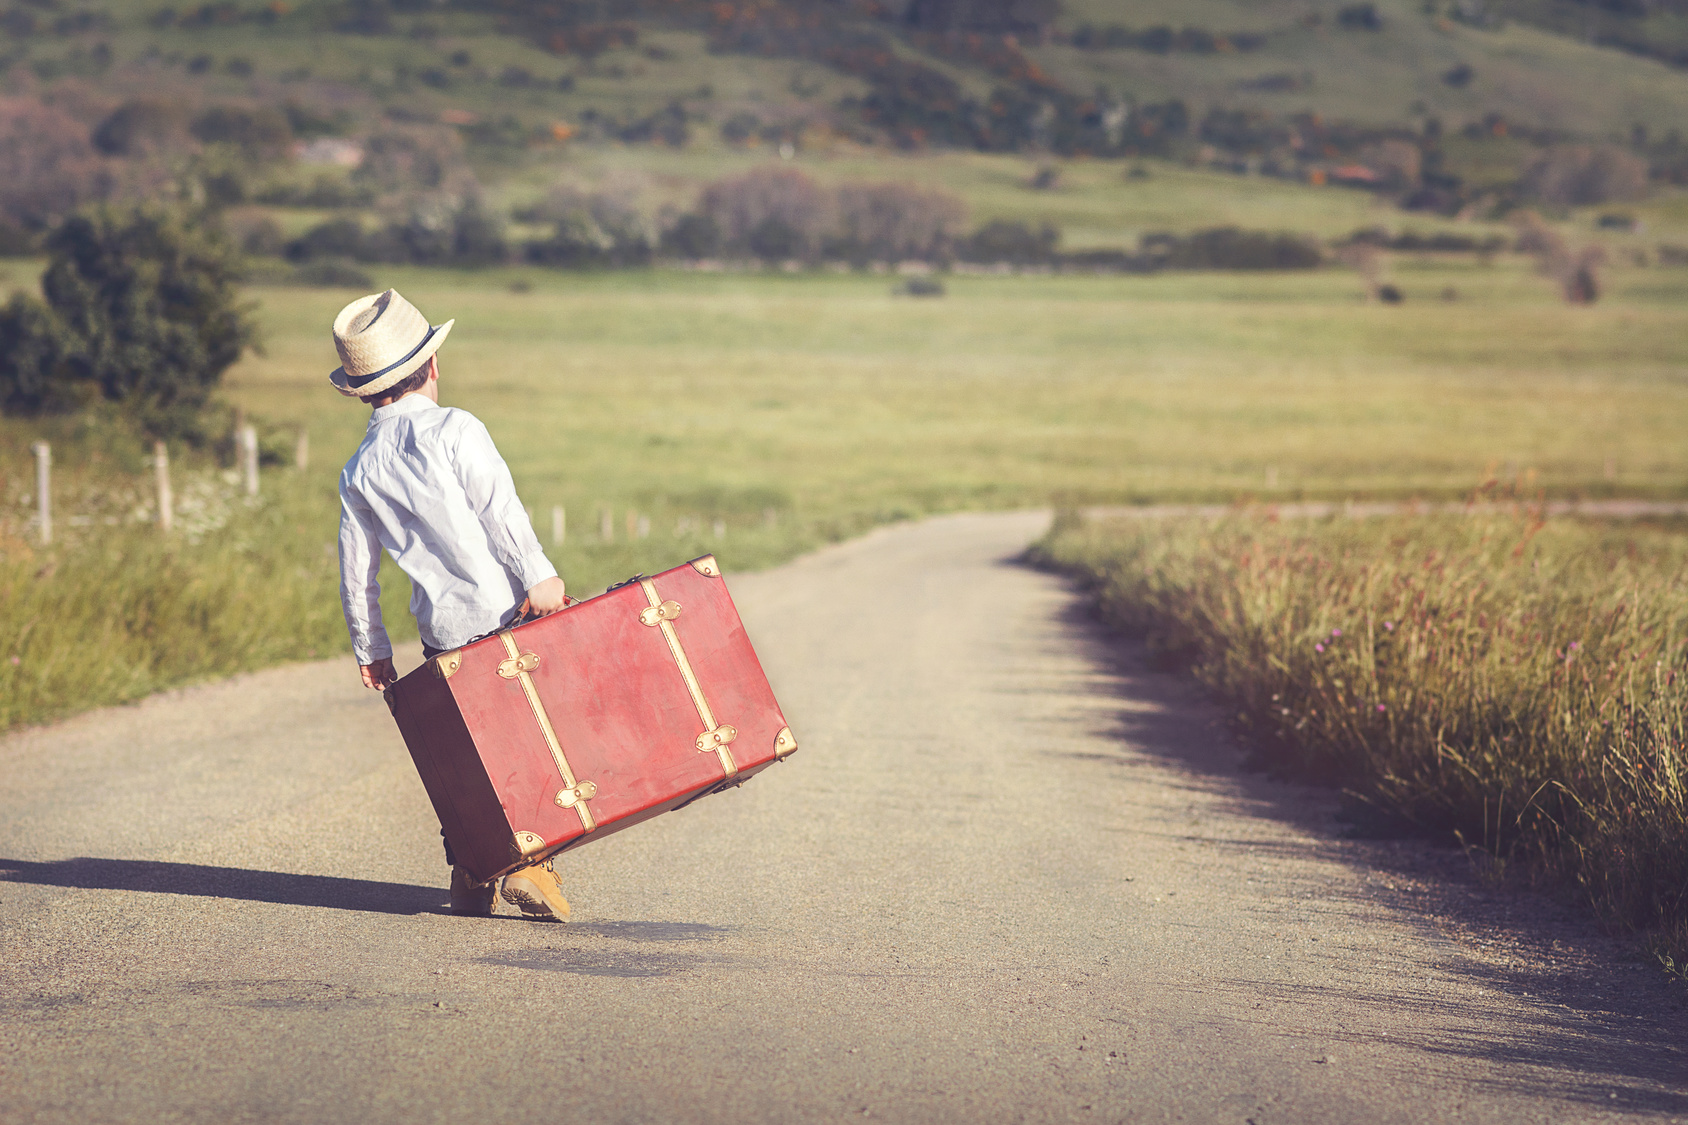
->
[369,393,439,426]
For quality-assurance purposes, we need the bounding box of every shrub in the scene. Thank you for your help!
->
[699,167,833,261]
[0,208,257,438]
[659,212,722,259]
[522,186,652,268]
[956,219,1059,265]
[1145,227,1322,270]
[830,182,967,264]
[0,292,78,415]
[1522,145,1648,207]
[91,99,192,158]
[354,126,469,195]
[1337,3,1383,29]
[190,105,294,162]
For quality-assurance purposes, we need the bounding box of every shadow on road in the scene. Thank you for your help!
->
[1025,573,1688,1114]
[0,856,448,916]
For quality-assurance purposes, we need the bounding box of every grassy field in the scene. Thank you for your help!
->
[2,257,1686,730]
[1029,508,1688,968]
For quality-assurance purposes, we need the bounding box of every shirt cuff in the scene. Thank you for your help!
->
[513,549,559,592]
[353,636,394,665]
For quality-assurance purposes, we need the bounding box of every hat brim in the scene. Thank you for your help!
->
[329,320,454,398]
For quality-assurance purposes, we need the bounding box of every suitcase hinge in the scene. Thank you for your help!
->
[496,631,599,833]
[638,577,739,780]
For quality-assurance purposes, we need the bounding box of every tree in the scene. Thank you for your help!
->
[0,292,78,415]
[0,97,110,229]
[0,208,257,437]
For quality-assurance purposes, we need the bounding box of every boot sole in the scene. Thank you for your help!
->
[501,880,570,922]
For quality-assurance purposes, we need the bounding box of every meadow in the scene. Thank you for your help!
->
[2,255,1686,731]
[1029,508,1688,967]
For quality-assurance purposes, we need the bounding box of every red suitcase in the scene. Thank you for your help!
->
[385,554,797,885]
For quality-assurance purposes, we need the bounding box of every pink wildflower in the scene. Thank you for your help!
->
[1315,643,1325,653]
[1376,704,1386,712]
[1331,628,1342,637]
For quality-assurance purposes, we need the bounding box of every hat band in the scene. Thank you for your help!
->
[343,327,436,389]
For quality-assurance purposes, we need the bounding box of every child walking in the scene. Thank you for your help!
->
[331,288,572,921]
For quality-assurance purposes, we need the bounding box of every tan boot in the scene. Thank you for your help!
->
[449,864,498,917]
[500,859,570,922]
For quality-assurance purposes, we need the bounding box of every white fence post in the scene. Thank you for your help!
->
[552,505,565,546]
[600,507,613,542]
[240,425,259,496]
[31,441,49,546]
[154,441,174,533]
[295,429,310,471]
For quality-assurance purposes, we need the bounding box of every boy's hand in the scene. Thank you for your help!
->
[526,576,568,616]
[360,658,398,691]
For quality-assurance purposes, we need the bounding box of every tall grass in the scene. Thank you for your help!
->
[1031,507,1688,963]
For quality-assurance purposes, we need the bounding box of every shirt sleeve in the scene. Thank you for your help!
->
[338,476,392,664]
[447,412,558,592]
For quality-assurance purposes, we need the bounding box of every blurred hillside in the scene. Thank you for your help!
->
[4,0,1688,260]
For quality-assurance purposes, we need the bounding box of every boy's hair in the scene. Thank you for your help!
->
[359,365,429,405]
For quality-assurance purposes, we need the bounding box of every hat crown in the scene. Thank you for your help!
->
[333,289,431,379]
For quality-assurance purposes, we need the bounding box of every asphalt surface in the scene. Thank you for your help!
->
[2,511,1686,1125]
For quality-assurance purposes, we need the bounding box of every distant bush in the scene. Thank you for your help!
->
[92,99,191,158]
[828,182,967,264]
[698,167,834,261]
[190,105,293,162]
[252,174,373,209]
[353,126,470,195]
[1522,145,1649,206]
[1337,3,1383,29]
[1144,228,1322,270]
[289,260,376,288]
[0,207,256,437]
[956,219,1059,265]
[659,212,722,259]
[1069,24,1267,53]
[286,198,510,269]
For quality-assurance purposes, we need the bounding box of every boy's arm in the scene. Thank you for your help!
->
[338,481,394,685]
[449,415,561,604]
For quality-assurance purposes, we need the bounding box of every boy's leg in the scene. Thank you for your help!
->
[444,831,498,916]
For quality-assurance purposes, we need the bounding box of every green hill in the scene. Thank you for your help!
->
[6,0,1688,253]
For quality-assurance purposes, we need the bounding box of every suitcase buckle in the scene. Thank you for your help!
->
[695,724,738,753]
[638,600,682,627]
[555,780,598,809]
[497,651,541,678]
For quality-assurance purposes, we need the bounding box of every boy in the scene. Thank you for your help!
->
[332,288,571,922]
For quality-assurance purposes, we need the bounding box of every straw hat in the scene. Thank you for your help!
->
[328,289,454,398]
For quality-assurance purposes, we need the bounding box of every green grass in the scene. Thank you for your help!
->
[3,259,1687,730]
[1028,507,1688,966]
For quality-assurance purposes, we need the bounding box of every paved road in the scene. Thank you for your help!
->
[2,512,1685,1124]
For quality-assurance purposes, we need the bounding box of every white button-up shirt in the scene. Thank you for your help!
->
[338,394,556,664]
